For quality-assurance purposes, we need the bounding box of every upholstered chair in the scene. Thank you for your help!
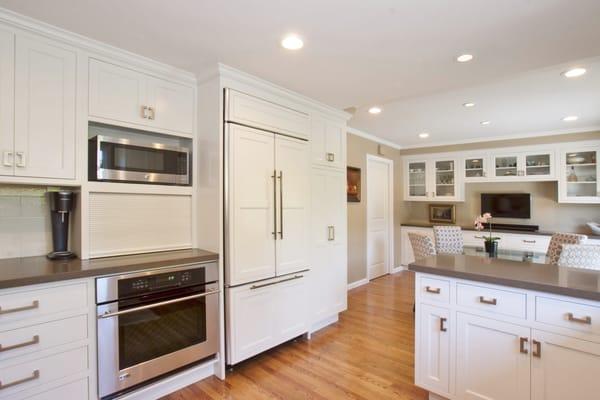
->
[557,244,600,270]
[546,233,588,265]
[433,226,464,255]
[408,232,437,260]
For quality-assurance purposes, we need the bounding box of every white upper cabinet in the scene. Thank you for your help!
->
[310,114,346,169]
[404,157,463,202]
[225,89,310,140]
[89,59,194,136]
[0,29,14,177]
[492,149,555,181]
[558,143,599,204]
[463,155,488,182]
[14,35,76,179]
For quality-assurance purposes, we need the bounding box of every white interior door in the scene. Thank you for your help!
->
[367,155,393,280]
[227,124,276,286]
[275,135,310,276]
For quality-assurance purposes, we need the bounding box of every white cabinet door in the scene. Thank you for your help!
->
[432,158,460,201]
[89,59,147,127]
[147,76,194,135]
[531,329,600,400]
[523,151,555,180]
[311,168,347,323]
[14,35,76,179]
[417,304,451,396]
[463,155,488,182]
[275,273,309,339]
[558,145,599,204]
[0,29,14,177]
[226,284,277,365]
[227,124,276,286]
[456,313,530,400]
[275,135,310,276]
[310,115,346,169]
[405,159,429,201]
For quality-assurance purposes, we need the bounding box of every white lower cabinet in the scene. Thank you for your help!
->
[417,304,451,396]
[226,272,308,365]
[455,313,530,400]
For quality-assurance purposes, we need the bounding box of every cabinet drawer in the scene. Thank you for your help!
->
[503,234,550,253]
[419,277,450,304]
[0,346,87,397]
[457,283,526,319]
[226,89,310,140]
[536,296,600,335]
[23,378,88,400]
[0,284,87,327]
[0,315,87,361]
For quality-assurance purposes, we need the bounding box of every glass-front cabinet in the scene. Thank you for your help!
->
[493,154,519,178]
[491,150,555,180]
[404,158,462,201]
[464,156,487,181]
[559,145,600,203]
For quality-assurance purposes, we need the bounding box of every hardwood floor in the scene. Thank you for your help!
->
[162,271,428,400]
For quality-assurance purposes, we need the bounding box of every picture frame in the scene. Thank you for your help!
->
[347,166,361,202]
[429,204,456,224]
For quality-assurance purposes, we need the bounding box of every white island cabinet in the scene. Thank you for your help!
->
[412,259,600,400]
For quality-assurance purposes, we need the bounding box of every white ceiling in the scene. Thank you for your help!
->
[2,0,600,147]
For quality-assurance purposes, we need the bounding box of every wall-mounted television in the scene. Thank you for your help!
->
[481,193,531,219]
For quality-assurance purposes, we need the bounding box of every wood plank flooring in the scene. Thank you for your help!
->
[161,271,428,400]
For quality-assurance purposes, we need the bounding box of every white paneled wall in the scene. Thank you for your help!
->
[0,185,52,259]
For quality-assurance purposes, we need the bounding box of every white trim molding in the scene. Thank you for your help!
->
[392,265,407,274]
[347,126,402,150]
[347,278,369,291]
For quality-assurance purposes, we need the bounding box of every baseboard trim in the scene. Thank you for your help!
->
[117,358,217,400]
[392,265,407,274]
[347,278,369,290]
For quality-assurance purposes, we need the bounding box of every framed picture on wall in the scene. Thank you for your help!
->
[347,166,361,202]
[429,204,456,223]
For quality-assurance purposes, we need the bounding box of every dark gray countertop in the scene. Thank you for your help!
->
[0,249,219,289]
[401,222,600,239]
[408,254,600,301]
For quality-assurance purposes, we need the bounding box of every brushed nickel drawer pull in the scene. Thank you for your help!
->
[478,296,497,305]
[519,337,529,354]
[440,317,447,332]
[0,300,39,315]
[522,239,536,244]
[327,226,335,241]
[425,286,441,294]
[326,152,335,162]
[566,312,592,325]
[0,335,39,352]
[141,105,149,119]
[0,369,39,390]
[250,274,303,290]
[532,339,541,358]
[148,106,156,120]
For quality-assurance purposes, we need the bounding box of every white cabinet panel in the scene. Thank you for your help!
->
[226,89,310,140]
[419,276,451,304]
[0,29,13,177]
[404,158,462,202]
[536,296,600,335]
[275,136,310,276]
[89,59,147,127]
[456,283,527,319]
[276,275,308,339]
[558,145,599,204]
[531,330,600,400]
[89,192,192,257]
[14,35,76,179]
[417,304,451,395]
[147,76,194,135]
[310,115,345,169]
[227,124,276,285]
[456,313,530,400]
[24,379,88,400]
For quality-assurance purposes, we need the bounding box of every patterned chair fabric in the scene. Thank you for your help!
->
[433,226,464,255]
[408,232,437,260]
[546,233,588,265]
[557,244,600,270]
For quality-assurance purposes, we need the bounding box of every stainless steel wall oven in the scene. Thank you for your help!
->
[96,262,219,398]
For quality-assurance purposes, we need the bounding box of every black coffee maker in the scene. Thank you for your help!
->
[47,191,76,260]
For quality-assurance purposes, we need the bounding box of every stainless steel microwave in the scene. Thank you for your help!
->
[89,135,190,185]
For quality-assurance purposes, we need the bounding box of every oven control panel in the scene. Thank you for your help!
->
[118,270,202,297]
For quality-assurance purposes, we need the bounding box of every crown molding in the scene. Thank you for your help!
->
[347,127,402,150]
[0,7,196,84]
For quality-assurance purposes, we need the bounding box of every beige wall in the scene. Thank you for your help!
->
[400,131,600,234]
[347,133,404,284]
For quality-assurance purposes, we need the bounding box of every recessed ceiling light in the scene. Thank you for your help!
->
[463,102,475,108]
[456,54,473,63]
[281,34,304,50]
[562,115,578,122]
[418,132,430,138]
[368,106,382,114]
[562,68,586,78]
[480,120,491,126]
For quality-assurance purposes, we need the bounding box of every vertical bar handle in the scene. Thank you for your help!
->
[278,171,283,239]
[532,339,541,358]
[271,170,277,240]
[2,151,12,167]
[328,226,335,241]
[148,106,156,120]
[15,152,26,168]
[141,105,149,119]
[519,337,528,354]
[326,152,335,162]
[440,317,447,332]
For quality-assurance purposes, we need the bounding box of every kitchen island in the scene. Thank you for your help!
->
[409,255,600,400]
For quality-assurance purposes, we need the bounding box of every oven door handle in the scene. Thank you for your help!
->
[97,289,220,319]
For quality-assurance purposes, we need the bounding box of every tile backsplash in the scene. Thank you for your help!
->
[0,185,53,259]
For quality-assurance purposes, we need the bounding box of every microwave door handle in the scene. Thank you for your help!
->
[97,289,220,319]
